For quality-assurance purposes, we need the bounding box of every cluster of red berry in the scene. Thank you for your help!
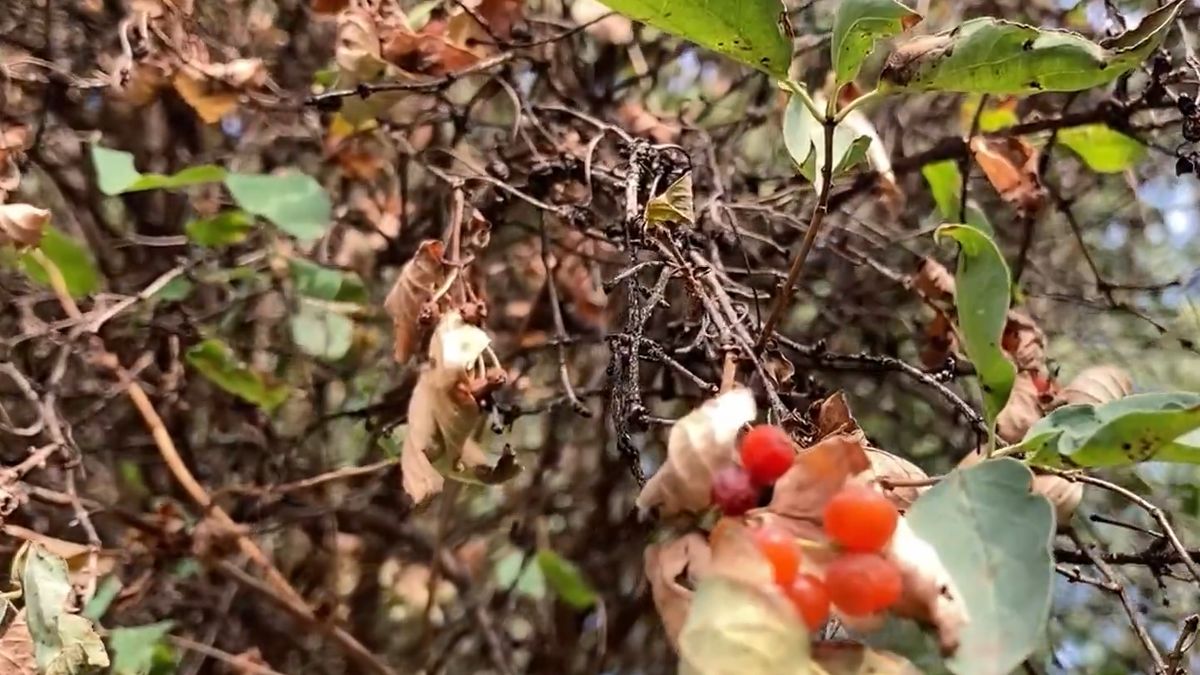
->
[711,424,904,630]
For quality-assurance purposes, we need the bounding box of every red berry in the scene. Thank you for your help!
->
[1032,373,1052,395]
[752,526,801,587]
[785,574,830,630]
[710,465,759,515]
[825,552,902,616]
[823,485,899,552]
[739,425,795,485]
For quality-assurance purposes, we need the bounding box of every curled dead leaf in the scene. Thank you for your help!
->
[970,136,1045,215]
[815,391,857,438]
[0,203,50,249]
[381,15,480,76]
[399,311,491,504]
[1053,365,1133,408]
[768,432,871,524]
[1001,309,1047,377]
[173,70,239,124]
[867,449,928,511]
[912,257,955,305]
[636,388,757,516]
[645,533,712,647]
[885,518,968,655]
[384,240,448,364]
[996,371,1042,444]
[336,9,386,79]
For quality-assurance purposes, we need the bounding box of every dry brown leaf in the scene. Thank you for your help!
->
[312,0,349,14]
[336,9,387,79]
[636,388,756,516]
[815,391,856,438]
[0,204,49,249]
[1053,365,1133,408]
[996,371,1042,444]
[644,533,712,647]
[384,240,448,364]
[400,311,491,504]
[381,16,481,76]
[172,71,238,124]
[969,136,1045,215]
[1002,309,1047,376]
[767,432,871,524]
[885,518,968,655]
[811,641,922,674]
[617,102,681,144]
[867,449,928,511]
[912,257,955,305]
[920,311,958,370]
[472,0,523,40]
[0,609,36,675]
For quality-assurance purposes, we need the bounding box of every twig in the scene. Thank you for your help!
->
[539,219,592,416]
[167,635,287,675]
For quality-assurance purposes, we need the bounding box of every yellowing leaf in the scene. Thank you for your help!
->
[636,388,756,516]
[678,577,810,675]
[644,172,694,228]
[172,72,238,124]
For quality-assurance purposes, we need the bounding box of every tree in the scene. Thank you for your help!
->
[1,0,1199,672]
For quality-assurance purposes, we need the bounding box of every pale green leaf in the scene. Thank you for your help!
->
[21,545,110,673]
[921,162,994,235]
[109,621,174,675]
[91,146,225,196]
[185,210,255,247]
[225,173,332,241]
[81,577,123,622]
[1018,392,1200,467]
[679,577,810,675]
[288,258,367,303]
[1058,124,1146,173]
[185,339,290,410]
[20,227,100,298]
[598,0,793,78]
[935,224,1014,428]
[880,1,1184,94]
[783,95,872,192]
[644,173,695,228]
[535,549,597,610]
[151,277,193,302]
[290,304,354,361]
[907,458,1054,675]
[45,614,109,674]
[831,0,921,86]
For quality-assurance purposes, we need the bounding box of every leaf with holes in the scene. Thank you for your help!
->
[91,146,225,195]
[1058,124,1146,173]
[934,224,1014,430]
[536,550,598,610]
[831,0,921,87]
[599,0,793,78]
[879,0,1184,94]
[20,227,100,298]
[1017,393,1200,468]
[226,173,332,241]
[906,458,1054,675]
[185,339,290,410]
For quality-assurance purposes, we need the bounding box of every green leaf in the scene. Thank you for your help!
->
[535,549,597,610]
[598,0,793,78]
[185,210,255,247]
[831,0,921,87]
[679,577,810,675]
[921,162,994,235]
[21,544,110,673]
[109,622,174,675]
[492,550,546,599]
[81,576,123,622]
[1058,124,1146,173]
[783,95,872,192]
[290,304,355,361]
[20,227,100,298]
[906,458,1054,675]
[1017,392,1200,467]
[935,223,1014,428]
[185,339,290,410]
[225,173,332,241]
[151,276,193,302]
[644,172,695,228]
[91,146,225,196]
[288,258,367,303]
[879,1,1184,94]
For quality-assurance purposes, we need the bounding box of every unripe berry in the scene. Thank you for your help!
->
[823,484,899,552]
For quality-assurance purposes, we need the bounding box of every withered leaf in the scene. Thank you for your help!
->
[644,533,712,648]
[996,371,1042,444]
[636,388,756,516]
[885,518,968,655]
[384,240,448,364]
[815,391,857,438]
[399,311,490,504]
[1053,365,1132,408]
[768,432,871,524]
[1001,309,1047,376]
[173,71,239,124]
[644,173,695,229]
[0,610,36,675]
[912,257,955,305]
[970,136,1046,215]
[867,449,929,511]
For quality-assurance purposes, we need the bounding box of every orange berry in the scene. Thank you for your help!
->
[752,526,801,587]
[823,484,899,552]
[739,425,795,485]
[786,574,830,630]
[825,552,902,616]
